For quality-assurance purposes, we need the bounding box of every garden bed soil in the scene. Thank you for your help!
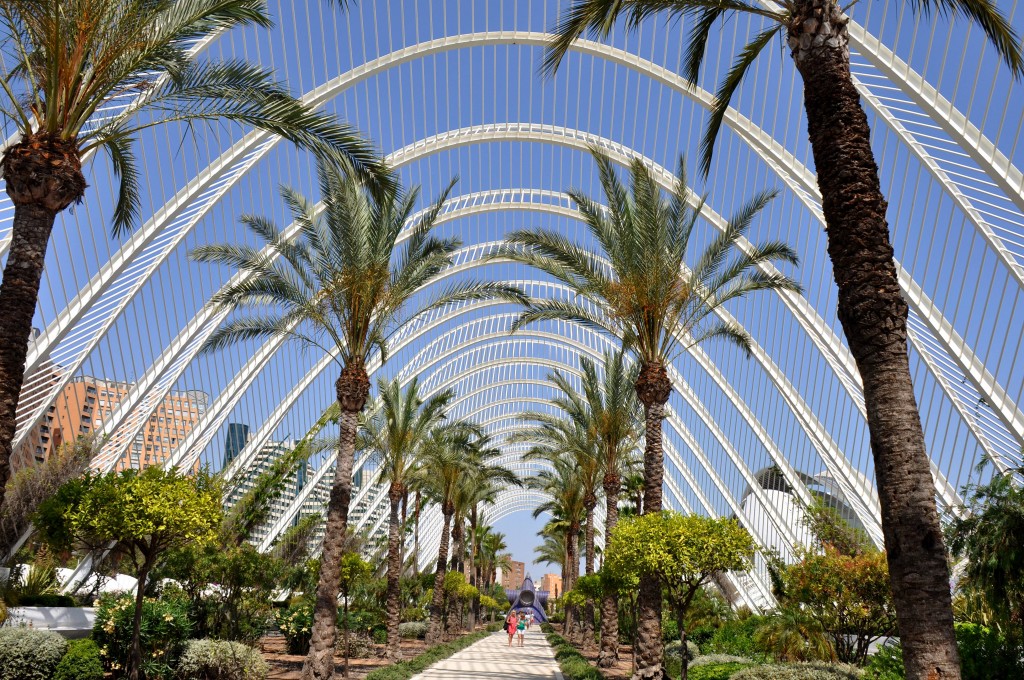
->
[261,630,475,679]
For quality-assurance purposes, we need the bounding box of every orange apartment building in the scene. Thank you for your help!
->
[540,573,562,598]
[500,557,526,589]
[15,374,207,472]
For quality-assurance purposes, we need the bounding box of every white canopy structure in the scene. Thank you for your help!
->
[4,1,1023,607]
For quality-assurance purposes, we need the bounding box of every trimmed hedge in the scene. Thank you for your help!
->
[542,628,602,680]
[397,621,428,639]
[691,653,754,667]
[363,630,490,680]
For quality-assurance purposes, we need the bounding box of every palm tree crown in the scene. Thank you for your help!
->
[496,149,800,371]
[194,161,524,371]
[0,0,390,231]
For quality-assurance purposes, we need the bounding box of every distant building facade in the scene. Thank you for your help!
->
[14,374,207,472]
[226,438,312,546]
[540,573,562,598]
[500,557,525,589]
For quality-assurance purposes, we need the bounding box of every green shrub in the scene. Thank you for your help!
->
[371,626,388,644]
[542,629,602,680]
[689,663,754,680]
[665,638,701,661]
[338,632,374,658]
[863,643,903,680]
[730,662,864,679]
[401,606,426,622]
[93,592,193,679]
[0,627,68,680]
[691,653,754,667]
[484,622,503,632]
[14,593,76,607]
[176,639,268,680]
[398,621,428,639]
[706,615,769,659]
[54,639,104,680]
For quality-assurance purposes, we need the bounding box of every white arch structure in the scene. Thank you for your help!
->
[10,7,1024,605]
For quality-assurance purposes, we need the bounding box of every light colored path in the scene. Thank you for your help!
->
[411,630,563,680]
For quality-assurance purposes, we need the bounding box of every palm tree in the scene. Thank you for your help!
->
[0,0,390,510]
[479,527,509,590]
[498,149,799,675]
[543,5,1024,678]
[528,454,587,640]
[192,164,523,680]
[514,403,602,645]
[568,351,642,665]
[416,424,480,644]
[359,377,453,661]
[461,467,520,630]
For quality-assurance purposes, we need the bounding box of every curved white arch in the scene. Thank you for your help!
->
[19,30,1018,489]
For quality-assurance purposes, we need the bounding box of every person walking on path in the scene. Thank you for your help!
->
[516,611,527,647]
[506,611,519,647]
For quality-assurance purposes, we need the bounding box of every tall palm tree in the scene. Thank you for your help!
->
[416,424,480,644]
[498,149,799,675]
[543,4,1024,678]
[573,351,642,665]
[192,164,523,680]
[358,377,453,661]
[528,454,587,640]
[0,0,390,510]
[461,467,520,630]
[479,527,509,589]
[515,403,602,644]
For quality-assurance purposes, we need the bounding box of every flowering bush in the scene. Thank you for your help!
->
[275,602,314,655]
[93,592,193,678]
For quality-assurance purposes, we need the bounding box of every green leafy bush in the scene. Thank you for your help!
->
[54,639,106,680]
[338,632,375,658]
[665,638,701,661]
[400,605,426,622]
[363,630,490,680]
[93,592,193,678]
[706,615,769,659]
[730,662,864,679]
[398,621,428,639]
[864,623,1024,680]
[0,627,68,680]
[14,593,76,606]
[689,663,754,680]
[176,639,268,680]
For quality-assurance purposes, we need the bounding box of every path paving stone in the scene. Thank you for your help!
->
[411,629,563,679]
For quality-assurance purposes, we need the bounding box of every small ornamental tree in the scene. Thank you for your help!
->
[605,512,755,680]
[36,467,221,680]
[338,552,371,678]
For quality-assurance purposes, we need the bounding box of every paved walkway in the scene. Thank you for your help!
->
[411,630,563,679]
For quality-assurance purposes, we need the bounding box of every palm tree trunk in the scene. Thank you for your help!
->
[385,486,403,661]
[447,518,465,636]
[598,474,621,668]
[426,507,453,645]
[583,499,597,647]
[0,137,86,509]
[303,364,369,680]
[633,364,671,679]
[564,522,579,642]
[788,4,960,678]
[468,506,478,631]
[412,491,421,577]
